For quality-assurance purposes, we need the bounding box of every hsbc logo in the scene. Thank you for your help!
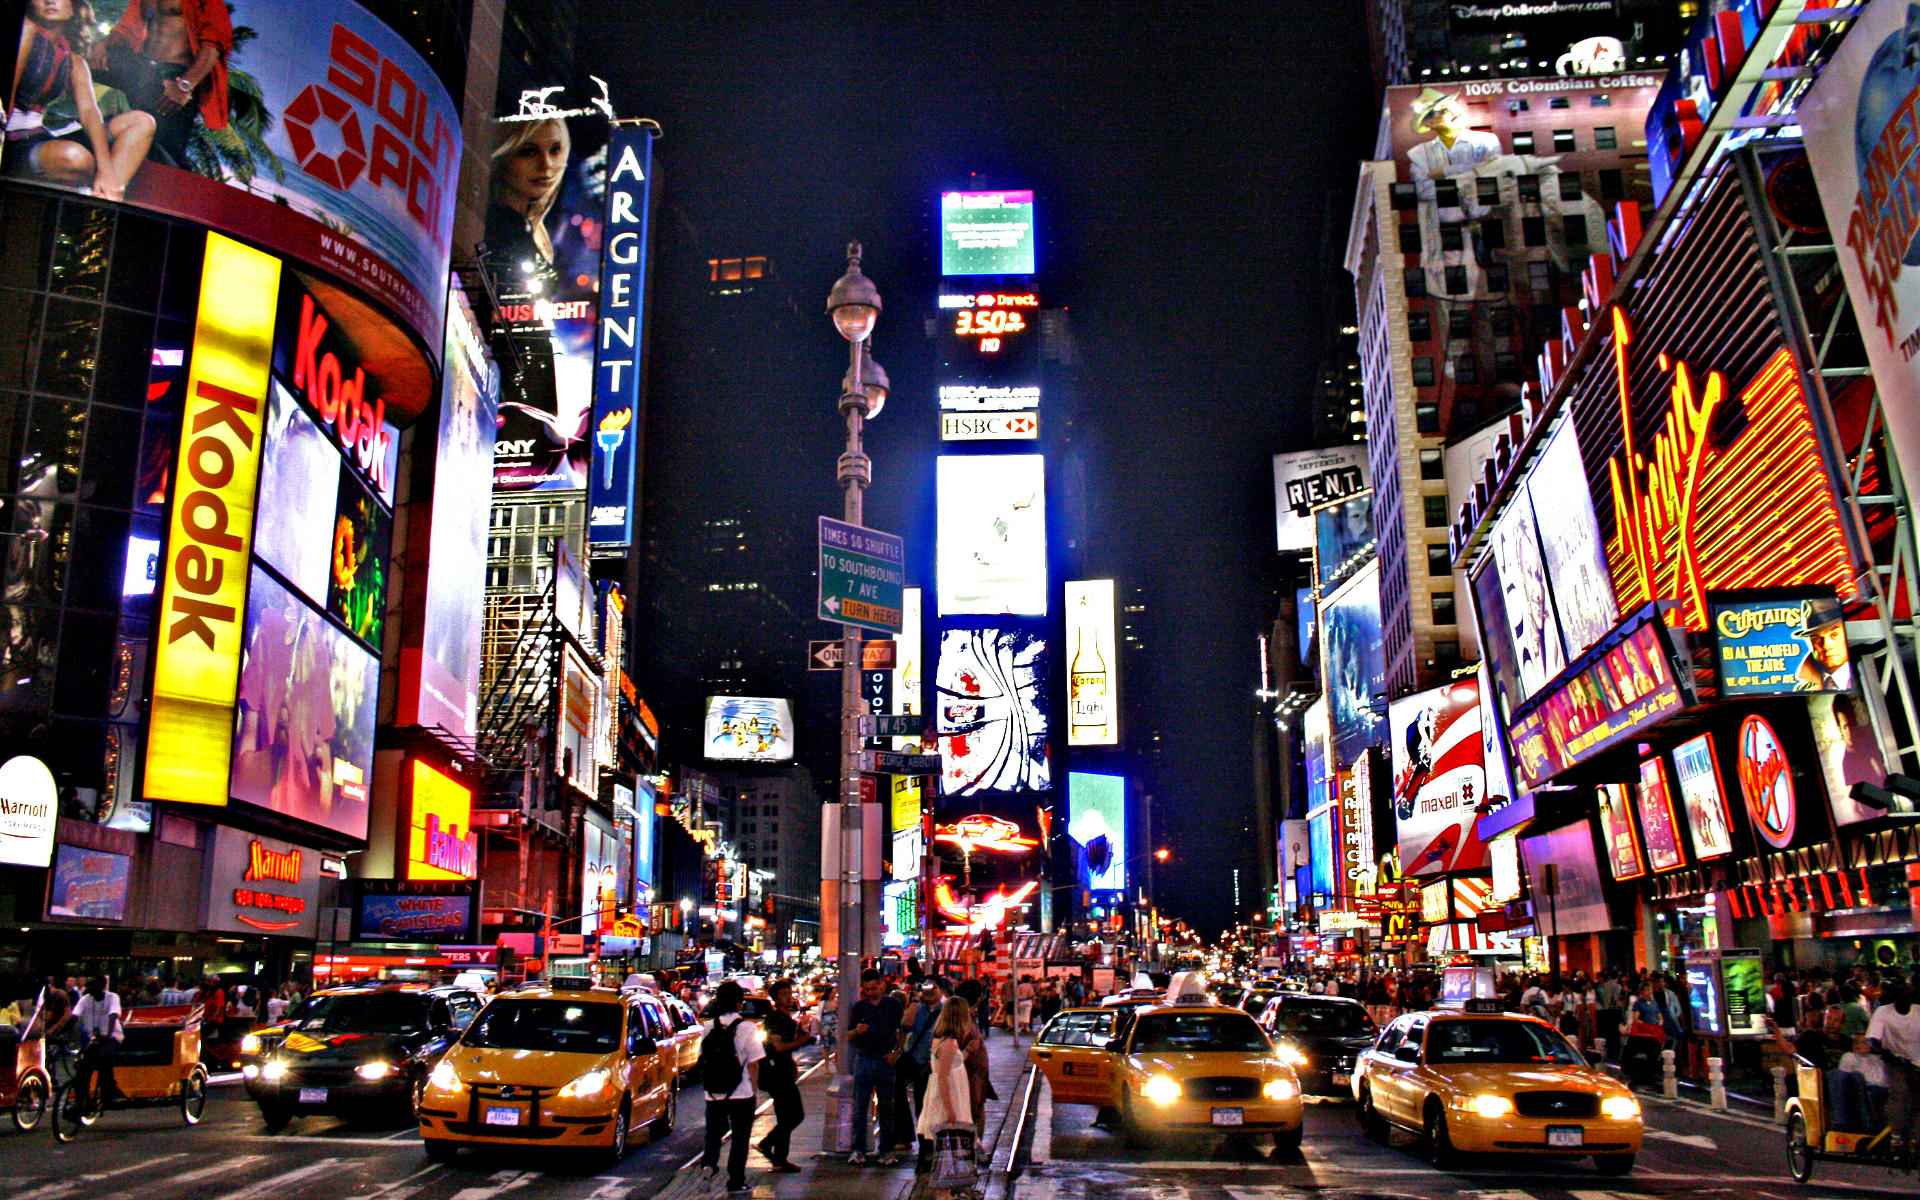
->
[940,411,1039,442]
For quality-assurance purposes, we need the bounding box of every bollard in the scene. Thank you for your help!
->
[1708,1055,1727,1111]
[1772,1066,1790,1124]
[1661,1048,1679,1099]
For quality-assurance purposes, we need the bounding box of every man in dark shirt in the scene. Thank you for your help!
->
[848,969,904,1164]
[755,979,811,1172]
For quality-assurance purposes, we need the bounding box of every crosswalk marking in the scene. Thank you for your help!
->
[10,1154,190,1200]
[448,1170,538,1200]
[210,1158,341,1200]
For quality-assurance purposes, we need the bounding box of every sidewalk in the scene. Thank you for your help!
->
[653,1025,1036,1200]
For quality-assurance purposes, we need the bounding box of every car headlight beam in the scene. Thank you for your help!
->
[261,1059,288,1082]
[427,1059,463,1094]
[1601,1094,1641,1121]
[240,1033,261,1054]
[558,1067,613,1099]
[1465,1093,1514,1118]
[1263,1078,1297,1101]
[1274,1042,1308,1068]
[1141,1075,1182,1105]
[355,1060,395,1081]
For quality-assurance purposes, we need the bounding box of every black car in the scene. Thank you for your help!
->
[243,984,483,1130]
[1257,994,1376,1096]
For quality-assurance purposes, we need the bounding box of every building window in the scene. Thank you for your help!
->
[1599,168,1625,201]
[1548,96,1570,110]
[1407,310,1432,340]
[1507,98,1530,115]
[1529,261,1552,291]
[1481,218,1506,250]
[1490,307,1514,336]
[1434,639,1463,671]
[1594,125,1618,150]
[1427,543,1452,575]
[1404,267,1428,297]
[1559,172,1583,201]
[1495,352,1524,383]
[1455,354,1478,384]
[1447,308,1472,338]
[1590,93,1612,107]
[1522,216,1546,246]
[1512,130,1535,154]
[1517,174,1541,202]
[1416,402,1440,433]
[1553,129,1576,152]
[1390,182,1417,210]
[1423,495,1449,527]
[1420,448,1445,480]
[1439,223,1464,252]
[1432,592,1457,624]
[1411,356,1436,386]
[1435,179,1460,208]
[1444,265,1468,295]
[1486,263,1509,292]
[1564,214,1588,245]
[1399,223,1422,254]
[1477,177,1500,205]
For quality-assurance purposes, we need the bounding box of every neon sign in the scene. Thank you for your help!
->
[1736,713,1797,849]
[1603,309,1853,630]
[933,814,1039,855]
[931,879,1040,933]
[1506,607,1687,789]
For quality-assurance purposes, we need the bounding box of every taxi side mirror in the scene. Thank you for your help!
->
[1395,1044,1421,1064]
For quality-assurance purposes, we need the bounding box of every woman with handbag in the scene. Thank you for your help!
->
[1622,980,1667,1089]
[920,998,981,1200]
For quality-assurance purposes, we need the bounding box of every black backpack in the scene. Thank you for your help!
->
[699,1016,744,1093]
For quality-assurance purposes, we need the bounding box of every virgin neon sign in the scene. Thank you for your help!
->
[1603,309,1853,629]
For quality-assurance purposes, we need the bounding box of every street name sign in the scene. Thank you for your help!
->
[860,750,941,776]
[861,714,925,738]
[808,640,898,670]
[818,516,905,632]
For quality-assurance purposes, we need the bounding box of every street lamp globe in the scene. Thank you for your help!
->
[841,347,889,418]
[826,240,882,342]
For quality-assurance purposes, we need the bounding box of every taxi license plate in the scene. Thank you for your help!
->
[1211,1108,1244,1127]
[485,1106,522,1127]
[1331,1072,1350,1087]
[1547,1125,1583,1148]
[298,1088,327,1105]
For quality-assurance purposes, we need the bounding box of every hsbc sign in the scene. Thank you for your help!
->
[940,412,1039,441]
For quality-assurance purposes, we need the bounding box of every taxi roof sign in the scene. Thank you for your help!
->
[1166,971,1211,1005]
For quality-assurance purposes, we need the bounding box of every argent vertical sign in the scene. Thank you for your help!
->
[588,124,656,548]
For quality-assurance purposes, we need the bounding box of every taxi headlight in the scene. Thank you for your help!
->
[355,1060,395,1081]
[1601,1095,1641,1121]
[1141,1075,1183,1106]
[1464,1093,1514,1118]
[1274,1042,1309,1068]
[241,1064,260,1080]
[241,1033,261,1054]
[1263,1078,1298,1101]
[261,1059,288,1082]
[558,1068,613,1100]
[427,1060,463,1094]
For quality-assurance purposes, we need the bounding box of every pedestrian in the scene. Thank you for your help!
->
[698,980,765,1193]
[919,998,980,1200]
[754,978,811,1173]
[895,978,940,1166]
[1016,975,1035,1034]
[72,975,125,1108]
[1595,970,1624,1063]
[1622,981,1666,1089]
[848,968,904,1165]
[198,974,227,1062]
[1866,980,1920,1154]
[265,984,290,1024]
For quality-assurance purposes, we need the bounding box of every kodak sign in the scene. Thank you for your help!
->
[145,235,282,805]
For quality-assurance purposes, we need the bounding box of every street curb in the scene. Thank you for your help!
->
[982,1066,1041,1200]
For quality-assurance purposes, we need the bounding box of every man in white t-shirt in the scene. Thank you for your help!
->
[1866,983,1920,1152]
[699,980,765,1193]
[72,976,125,1107]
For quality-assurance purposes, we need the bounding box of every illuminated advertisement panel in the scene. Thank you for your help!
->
[1484,489,1565,700]
[1736,713,1797,850]
[1505,607,1688,790]
[936,626,1049,795]
[47,845,131,922]
[1314,491,1373,592]
[1804,0,1920,563]
[1303,698,1330,814]
[556,648,597,784]
[936,455,1047,616]
[940,190,1035,275]
[1525,421,1618,658]
[231,565,378,840]
[406,760,476,881]
[0,756,56,868]
[202,827,322,937]
[1814,690,1915,827]
[146,234,280,806]
[1671,733,1736,861]
[349,879,480,944]
[1068,772,1126,895]
[587,125,656,546]
[937,289,1040,412]
[1710,593,1851,696]
[1596,785,1646,880]
[1636,756,1686,872]
[1337,752,1376,895]
[1066,580,1118,746]
[0,0,459,353]
[1520,819,1611,935]
[1321,561,1385,766]
[1275,446,1368,553]
[1388,681,1489,877]
[893,587,923,751]
[703,696,795,763]
[890,775,923,883]
[398,283,497,739]
[1307,803,1336,900]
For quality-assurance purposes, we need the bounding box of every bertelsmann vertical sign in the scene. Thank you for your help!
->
[588,125,656,548]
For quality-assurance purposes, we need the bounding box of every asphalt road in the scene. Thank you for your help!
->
[1027,1084,1914,1200]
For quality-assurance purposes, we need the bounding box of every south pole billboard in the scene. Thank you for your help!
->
[587,125,656,548]
[1802,0,1920,535]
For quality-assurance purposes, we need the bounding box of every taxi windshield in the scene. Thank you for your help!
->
[1131,1012,1271,1053]
[461,999,622,1053]
[1271,1001,1371,1036]
[291,992,428,1034]
[1426,1018,1585,1065]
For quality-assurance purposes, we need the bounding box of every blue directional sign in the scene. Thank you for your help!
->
[818,516,905,633]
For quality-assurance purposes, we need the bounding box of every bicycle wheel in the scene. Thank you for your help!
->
[12,1074,48,1131]
[51,1083,93,1142]
[181,1067,208,1125]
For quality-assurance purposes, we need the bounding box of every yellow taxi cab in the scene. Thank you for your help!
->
[1034,973,1303,1153]
[1351,1001,1644,1175]
[415,977,679,1163]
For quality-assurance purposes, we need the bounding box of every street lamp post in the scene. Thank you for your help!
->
[825,241,887,1154]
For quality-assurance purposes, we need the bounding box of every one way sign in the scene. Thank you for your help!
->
[809,640,898,671]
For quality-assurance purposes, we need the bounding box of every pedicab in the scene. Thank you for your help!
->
[1782,1052,1914,1182]
[51,1004,208,1141]
[1,1034,56,1130]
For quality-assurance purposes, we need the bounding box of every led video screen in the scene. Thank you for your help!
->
[936,626,1049,795]
[940,190,1036,275]
[1068,772,1126,894]
[1065,580,1117,746]
[1321,562,1385,766]
[937,455,1047,616]
[703,696,795,762]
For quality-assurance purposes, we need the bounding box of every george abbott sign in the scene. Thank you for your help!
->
[587,125,657,548]
[145,235,282,807]
[0,756,57,868]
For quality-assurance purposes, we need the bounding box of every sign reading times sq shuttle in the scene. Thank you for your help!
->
[1802,0,1920,544]
[1273,446,1368,553]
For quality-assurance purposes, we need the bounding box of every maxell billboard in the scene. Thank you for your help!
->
[587,126,657,547]
[1273,447,1367,553]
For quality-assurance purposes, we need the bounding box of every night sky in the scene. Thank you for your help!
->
[582,1,1377,933]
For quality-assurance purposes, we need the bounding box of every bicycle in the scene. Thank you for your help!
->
[50,1006,208,1142]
